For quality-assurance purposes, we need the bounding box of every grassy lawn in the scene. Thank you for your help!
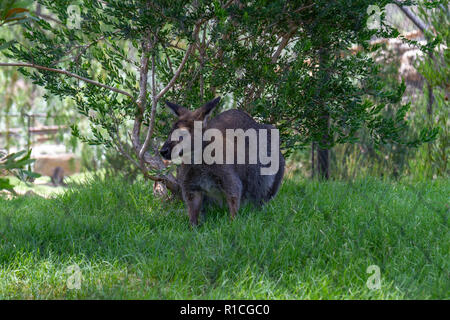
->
[6,172,96,198]
[0,175,448,299]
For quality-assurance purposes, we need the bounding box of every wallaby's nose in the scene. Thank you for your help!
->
[159,144,171,160]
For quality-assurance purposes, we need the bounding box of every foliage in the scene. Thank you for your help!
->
[293,2,447,180]
[0,0,439,190]
[413,0,449,178]
[204,1,434,152]
[0,149,40,194]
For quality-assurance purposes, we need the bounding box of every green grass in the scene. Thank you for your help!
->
[0,175,448,299]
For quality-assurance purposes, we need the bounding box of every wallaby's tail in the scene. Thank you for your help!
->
[267,152,285,200]
[260,123,285,201]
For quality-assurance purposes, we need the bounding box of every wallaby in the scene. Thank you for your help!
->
[160,97,285,226]
[50,166,66,187]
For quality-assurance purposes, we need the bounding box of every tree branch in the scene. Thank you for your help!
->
[0,62,134,99]
[140,21,206,156]
[139,22,204,159]
[293,2,316,14]
[53,31,121,66]
[394,1,428,33]
[155,23,201,101]
[132,38,151,150]
[33,11,62,24]
[139,53,158,159]
[271,25,297,63]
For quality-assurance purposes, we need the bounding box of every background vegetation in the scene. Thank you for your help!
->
[1,0,445,190]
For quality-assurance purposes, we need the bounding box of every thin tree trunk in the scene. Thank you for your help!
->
[317,113,330,180]
[311,141,315,179]
[317,148,329,180]
[317,48,330,180]
[426,81,434,118]
[426,81,434,176]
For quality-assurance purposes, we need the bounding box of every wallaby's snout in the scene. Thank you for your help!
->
[159,142,172,160]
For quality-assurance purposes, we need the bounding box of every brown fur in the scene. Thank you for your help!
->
[160,97,285,226]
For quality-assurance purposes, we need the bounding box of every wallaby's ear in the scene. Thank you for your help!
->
[196,96,221,121]
[165,101,189,117]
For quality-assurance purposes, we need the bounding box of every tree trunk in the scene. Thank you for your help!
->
[317,146,329,180]
[316,48,330,180]
[317,112,330,180]
[311,141,315,179]
[426,82,434,118]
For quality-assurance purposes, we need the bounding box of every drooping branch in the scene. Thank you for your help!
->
[128,34,181,196]
[0,57,179,194]
[293,2,316,14]
[139,53,158,159]
[271,25,297,63]
[53,31,121,65]
[270,2,315,63]
[243,24,298,108]
[132,20,208,196]
[137,21,203,158]
[0,62,134,99]
[33,10,62,24]
[132,37,151,151]
[155,23,202,101]
[394,1,428,33]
